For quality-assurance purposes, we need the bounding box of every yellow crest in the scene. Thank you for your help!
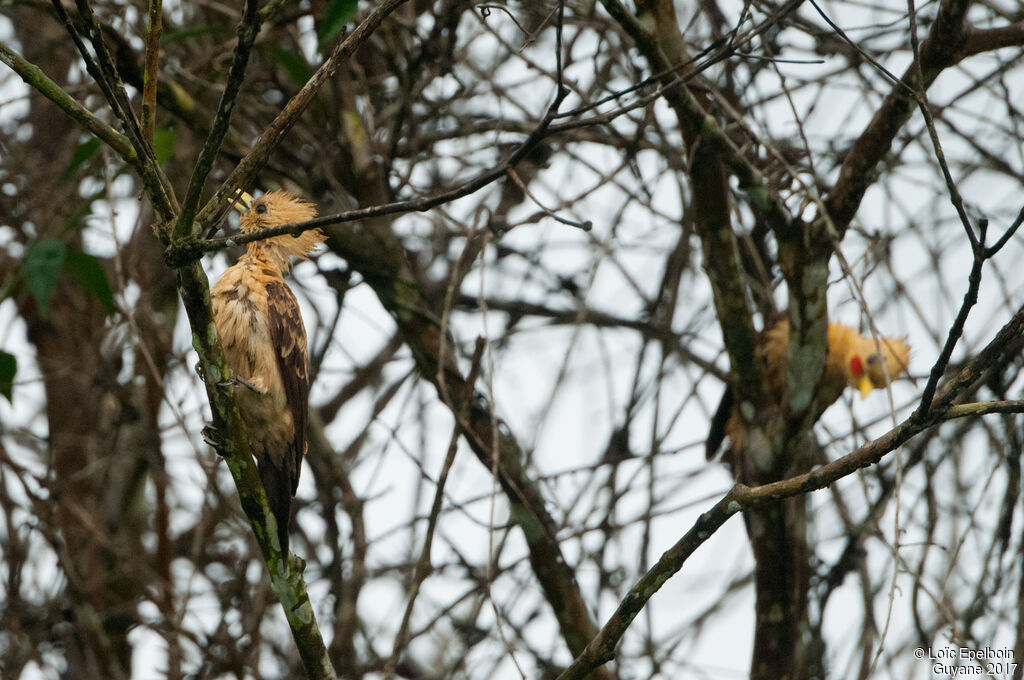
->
[232,190,326,268]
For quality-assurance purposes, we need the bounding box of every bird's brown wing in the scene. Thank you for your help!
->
[266,280,309,495]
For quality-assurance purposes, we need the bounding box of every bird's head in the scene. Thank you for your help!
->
[234,190,325,269]
[846,335,911,399]
[847,354,873,399]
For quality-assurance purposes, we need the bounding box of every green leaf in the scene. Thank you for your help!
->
[65,249,116,316]
[22,239,66,319]
[318,0,359,48]
[0,351,15,404]
[153,128,176,166]
[64,137,102,178]
[269,46,313,87]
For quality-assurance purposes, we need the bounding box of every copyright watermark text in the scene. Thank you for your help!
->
[914,646,1017,678]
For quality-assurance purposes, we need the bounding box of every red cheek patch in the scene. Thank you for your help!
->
[850,355,863,376]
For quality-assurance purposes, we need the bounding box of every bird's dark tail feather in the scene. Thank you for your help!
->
[706,385,734,461]
[259,460,292,555]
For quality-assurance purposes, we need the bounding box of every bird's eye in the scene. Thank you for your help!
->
[255,203,268,215]
[866,354,881,364]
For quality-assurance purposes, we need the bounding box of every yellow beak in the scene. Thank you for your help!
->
[858,375,874,399]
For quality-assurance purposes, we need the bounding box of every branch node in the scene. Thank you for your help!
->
[163,239,203,268]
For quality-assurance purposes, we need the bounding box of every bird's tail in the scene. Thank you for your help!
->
[706,385,734,460]
[258,459,292,555]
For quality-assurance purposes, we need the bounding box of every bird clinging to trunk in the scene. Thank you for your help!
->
[705,318,911,460]
[211,191,324,553]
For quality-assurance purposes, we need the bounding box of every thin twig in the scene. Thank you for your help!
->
[47,0,177,218]
[0,41,136,163]
[141,0,162,142]
[557,298,1024,679]
[806,0,914,93]
[821,0,971,233]
[55,0,143,147]
[903,0,979,252]
[984,204,1024,258]
[175,0,262,239]
[478,4,530,37]
[381,340,485,680]
[506,169,592,231]
[167,85,573,267]
[193,0,412,237]
[914,222,987,417]
[62,0,177,216]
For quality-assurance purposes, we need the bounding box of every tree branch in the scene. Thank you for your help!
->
[165,110,575,266]
[557,297,1024,679]
[317,83,613,675]
[823,0,972,233]
[0,40,137,164]
[174,261,339,679]
[174,0,262,239]
[141,0,161,142]
[191,0,412,237]
[57,0,177,218]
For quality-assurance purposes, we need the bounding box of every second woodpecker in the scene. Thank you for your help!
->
[705,318,911,460]
[211,191,324,554]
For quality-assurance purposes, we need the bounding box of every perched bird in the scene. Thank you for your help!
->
[211,191,324,553]
[705,318,911,460]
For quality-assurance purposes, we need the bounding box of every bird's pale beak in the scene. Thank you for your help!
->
[858,375,873,399]
[228,189,255,213]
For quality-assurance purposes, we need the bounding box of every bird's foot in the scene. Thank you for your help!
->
[217,372,261,393]
[202,423,229,455]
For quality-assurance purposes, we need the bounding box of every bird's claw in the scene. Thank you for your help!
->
[217,373,261,393]
[202,424,229,455]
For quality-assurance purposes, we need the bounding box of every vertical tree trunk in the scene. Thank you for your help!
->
[8,10,157,677]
